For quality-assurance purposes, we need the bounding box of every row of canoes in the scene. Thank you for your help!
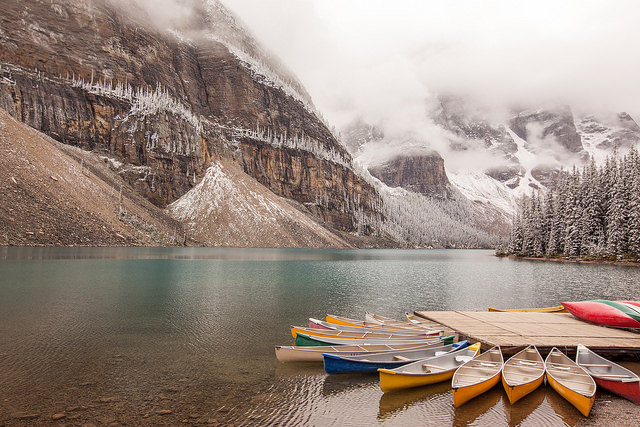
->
[275,312,640,418]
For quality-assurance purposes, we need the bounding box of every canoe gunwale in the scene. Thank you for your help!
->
[545,347,596,400]
[502,345,545,389]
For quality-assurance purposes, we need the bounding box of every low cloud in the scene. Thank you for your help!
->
[222,0,640,167]
[103,0,640,170]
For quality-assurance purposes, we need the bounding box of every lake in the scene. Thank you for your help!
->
[1,247,639,425]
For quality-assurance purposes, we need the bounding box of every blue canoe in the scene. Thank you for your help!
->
[323,341,468,374]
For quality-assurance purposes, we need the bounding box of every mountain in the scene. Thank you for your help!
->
[0,0,506,248]
[168,159,351,247]
[0,108,183,245]
[343,95,640,235]
[0,0,393,247]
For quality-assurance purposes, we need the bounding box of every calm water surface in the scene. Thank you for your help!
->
[1,247,639,425]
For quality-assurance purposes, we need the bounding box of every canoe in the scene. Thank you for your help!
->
[370,312,458,336]
[275,341,455,363]
[405,313,446,327]
[326,313,424,330]
[365,312,402,324]
[290,325,438,341]
[562,300,640,328]
[501,345,545,404]
[488,305,567,313]
[308,318,440,335]
[576,344,640,405]
[378,342,482,393]
[295,332,454,347]
[452,345,504,407]
[545,347,596,417]
[405,313,458,334]
[323,341,469,374]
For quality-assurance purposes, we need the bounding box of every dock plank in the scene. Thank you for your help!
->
[415,310,640,355]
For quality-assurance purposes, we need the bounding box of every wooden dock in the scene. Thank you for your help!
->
[415,311,640,357]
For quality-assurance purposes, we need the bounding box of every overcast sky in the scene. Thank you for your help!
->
[222,0,640,131]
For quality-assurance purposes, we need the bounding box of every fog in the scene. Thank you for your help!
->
[218,0,640,169]
[222,0,640,118]
[111,0,640,171]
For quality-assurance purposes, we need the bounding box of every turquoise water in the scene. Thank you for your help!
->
[1,247,639,425]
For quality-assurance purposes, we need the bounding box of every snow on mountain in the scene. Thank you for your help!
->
[343,101,640,232]
[576,112,640,164]
[168,160,350,248]
[446,170,516,216]
[201,0,315,111]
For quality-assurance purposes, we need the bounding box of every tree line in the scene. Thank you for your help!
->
[500,147,640,260]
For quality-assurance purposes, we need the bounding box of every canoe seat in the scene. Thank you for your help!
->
[580,363,611,368]
[435,351,447,356]
[517,360,539,366]
[455,356,472,363]
[393,355,410,362]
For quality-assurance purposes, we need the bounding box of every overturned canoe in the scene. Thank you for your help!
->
[545,347,596,417]
[378,343,482,393]
[452,346,503,407]
[562,300,640,329]
[295,332,454,347]
[502,345,545,404]
[323,341,469,374]
[275,341,452,363]
[488,305,567,313]
[576,344,640,405]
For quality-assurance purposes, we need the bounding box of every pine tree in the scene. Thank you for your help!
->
[628,174,640,257]
[606,160,628,257]
[579,159,604,256]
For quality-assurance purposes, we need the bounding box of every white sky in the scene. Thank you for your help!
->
[221,0,640,131]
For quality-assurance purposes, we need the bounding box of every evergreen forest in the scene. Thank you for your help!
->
[500,147,640,260]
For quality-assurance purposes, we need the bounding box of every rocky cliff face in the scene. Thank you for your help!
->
[509,106,586,157]
[0,108,184,246]
[432,96,521,184]
[368,153,453,199]
[0,0,381,237]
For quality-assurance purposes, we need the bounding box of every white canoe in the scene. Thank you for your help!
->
[275,341,449,363]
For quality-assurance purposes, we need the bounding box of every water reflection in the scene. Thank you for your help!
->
[377,380,451,419]
[1,247,640,425]
[501,387,545,426]
[321,372,379,397]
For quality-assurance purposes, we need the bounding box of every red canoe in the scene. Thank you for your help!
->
[562,300,640,329]
[576,344,640,405]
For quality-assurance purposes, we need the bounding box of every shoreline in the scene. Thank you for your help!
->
[498,254,640,267]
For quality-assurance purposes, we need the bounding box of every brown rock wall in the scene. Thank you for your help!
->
[368,154,453,198]
[0,0,381,234]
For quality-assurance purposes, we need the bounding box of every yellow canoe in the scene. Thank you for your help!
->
[452,346,504,407]
[502,345,545,404]
[545,347,596,417]
[378,343,481,393]
[326,313,421,330]
[488,305,567,313]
